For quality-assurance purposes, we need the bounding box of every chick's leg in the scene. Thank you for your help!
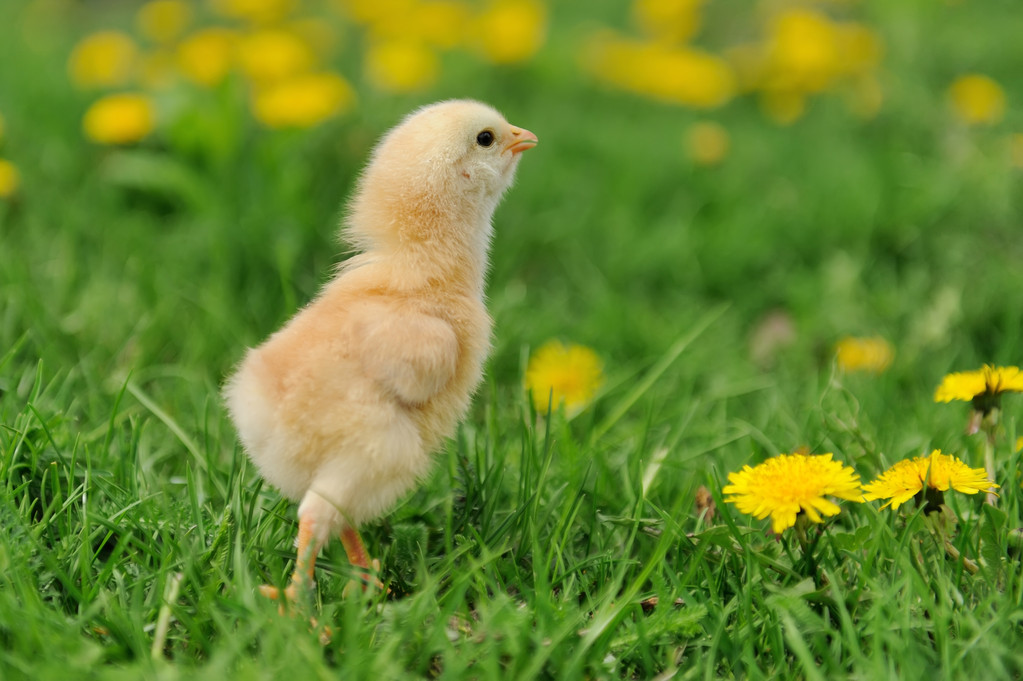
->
[258,514,319,603]
[260,490,341,604]
[340,526,370,569]
[340,526,384,593]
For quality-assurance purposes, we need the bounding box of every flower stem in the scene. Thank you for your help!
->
[792,514,821,578]
[943,540,979,575]
[794,515,809,554]
[981,419,998,506]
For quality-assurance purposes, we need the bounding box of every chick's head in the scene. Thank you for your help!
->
[346,99,537,253]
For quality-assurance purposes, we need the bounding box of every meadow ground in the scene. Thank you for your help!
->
[2,0,1023,678]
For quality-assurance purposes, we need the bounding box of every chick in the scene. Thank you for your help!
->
[224,100,537,601]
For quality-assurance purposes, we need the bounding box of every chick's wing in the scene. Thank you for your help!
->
[358,308,459,406]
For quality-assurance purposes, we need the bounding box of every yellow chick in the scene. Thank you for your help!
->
[224,100,537,601]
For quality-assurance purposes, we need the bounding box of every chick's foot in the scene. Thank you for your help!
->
[259,510,322,612]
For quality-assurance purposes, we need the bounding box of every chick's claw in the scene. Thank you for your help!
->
[258,576,318,620]
[342,558,385,599]
[257,583,284,601]
[257,509,323,612]
[257,582,334,644]
[257,580,312,604]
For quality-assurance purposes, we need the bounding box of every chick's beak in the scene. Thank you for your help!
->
[505,126,538,155]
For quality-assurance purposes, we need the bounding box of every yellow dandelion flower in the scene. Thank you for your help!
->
[524,340,604,415]
[835,336,894,374]
[365,40,439,92]
[1016,436,1022,453]
[863,450,997,510]
[136,0,193,45]
[472,0,546,64]
[934,365,1023,404]
[236,29,317,84]
[836,23,882,77]
[359,7,419,43]
[640,46,735,108]
[83,93,156,145]
[415,1,471,49]
[349,0,464,47]
[765,9,842,94]
[336,0,415,26]
[723,453,863,534]
[211,0,297,24]
[68,31,139,90]
[686,121,729,166]
[176,28,238,86]
[251,72,355,128]
[633,0,704,44]
[585,35,735,109]
[948,74,1006,126]
[0,159,20,199]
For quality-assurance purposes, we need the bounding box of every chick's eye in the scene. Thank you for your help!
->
[476,130,495,147]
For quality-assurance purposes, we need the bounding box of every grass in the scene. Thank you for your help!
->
[2,0,1023,678]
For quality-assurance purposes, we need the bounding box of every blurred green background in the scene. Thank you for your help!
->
[3,0,1020,392]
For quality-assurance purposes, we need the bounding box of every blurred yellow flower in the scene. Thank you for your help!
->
[525,340,604,415]
[586,35,735,109]
[587,1,882,121]
[0,159,20,198]
[934,365,1023,403]
[68,31,139,89]
[686,120,729,166]
[176,28,238,86]
[136,0,193,45]
[212,0,296,24]
[1016,436,1022,453]
[863,450,997,510]
[765,9,841,94]
[723,452,863,534]
[746,12,884,123]
[473,0,546,64]
[948,74,1006,125]
[837,23,882,76]
[416,1,470,49]
[633,0,704,44]
[251,72,355,128]
[350,0,465,47]
[336,0,409,25]
[83,93,156,145]
[365,40,439,92]
[236,29,317,83]
[835,336,894,374]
